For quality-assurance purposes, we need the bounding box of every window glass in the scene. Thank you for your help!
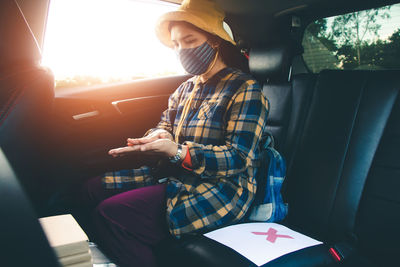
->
[41,0,184,89]
[302,3,400,72]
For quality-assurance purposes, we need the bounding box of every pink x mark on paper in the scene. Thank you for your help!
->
[252,227,294,243]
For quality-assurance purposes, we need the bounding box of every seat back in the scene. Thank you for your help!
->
[353,71,400,265]
[249,44,315,172]
[285,70,400,265]
[0,0,54,209]
[0,148,60,267]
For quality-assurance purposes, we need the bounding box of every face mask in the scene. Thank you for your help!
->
[177,41,216,75]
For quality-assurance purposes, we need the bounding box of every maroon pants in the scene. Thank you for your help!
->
[81,177,169,267]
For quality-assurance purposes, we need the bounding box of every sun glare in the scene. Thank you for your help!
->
[41,0,184,87]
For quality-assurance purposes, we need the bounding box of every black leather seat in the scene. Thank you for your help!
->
[247,53,400,267]
[0,148,60,267]
[278,69,400,266]
[0,0,54,210]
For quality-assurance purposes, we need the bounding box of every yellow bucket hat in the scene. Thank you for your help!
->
[155,0,235,48]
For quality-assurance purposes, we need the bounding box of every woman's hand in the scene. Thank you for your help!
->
[109,138,185,159]
[127,129,173,147]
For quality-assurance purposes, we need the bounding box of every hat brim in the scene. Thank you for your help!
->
[156,10,236,48]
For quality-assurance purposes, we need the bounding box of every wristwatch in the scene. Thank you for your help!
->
[169,144,183,163]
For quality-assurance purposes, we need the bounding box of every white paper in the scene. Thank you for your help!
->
[204,223,322,266]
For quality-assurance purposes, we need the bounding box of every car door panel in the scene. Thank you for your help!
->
[48,75,190,180]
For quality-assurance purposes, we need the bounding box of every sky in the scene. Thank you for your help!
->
[41,0,184,81]
[374,4,400,39]
[324,4,400,44]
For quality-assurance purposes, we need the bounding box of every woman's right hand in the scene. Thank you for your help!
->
[127,129,173,146]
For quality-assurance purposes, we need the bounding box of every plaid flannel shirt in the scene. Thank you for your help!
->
[103,68,269,237]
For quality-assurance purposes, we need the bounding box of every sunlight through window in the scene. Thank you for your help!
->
[41,0,184,89]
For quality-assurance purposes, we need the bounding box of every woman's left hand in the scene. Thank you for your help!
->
[109,139,178,158]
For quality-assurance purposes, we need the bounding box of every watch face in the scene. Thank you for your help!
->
[170,144,183,163]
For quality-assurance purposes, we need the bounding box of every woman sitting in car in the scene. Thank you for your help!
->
[80,0,269,266]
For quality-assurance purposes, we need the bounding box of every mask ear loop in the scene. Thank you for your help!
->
[201,43,220,79]
[174,48,219,143]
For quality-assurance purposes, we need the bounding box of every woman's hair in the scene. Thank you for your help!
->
[168,21,249,73]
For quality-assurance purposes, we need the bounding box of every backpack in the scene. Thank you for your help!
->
[248,132,288,222]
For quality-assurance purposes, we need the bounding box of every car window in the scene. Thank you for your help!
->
[41,0,184,89]
[302,3,400,72]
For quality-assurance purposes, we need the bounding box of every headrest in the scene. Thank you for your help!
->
[249,41,303,83]
[0,0,42,71]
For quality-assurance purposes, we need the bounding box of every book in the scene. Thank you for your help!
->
[59,250,91,266]
[39,214,89,258]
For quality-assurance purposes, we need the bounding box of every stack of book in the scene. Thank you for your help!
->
[39,214,93,267]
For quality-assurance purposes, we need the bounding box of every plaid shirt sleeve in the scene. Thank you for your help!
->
[184,79,268,178]
[102,166,154,189]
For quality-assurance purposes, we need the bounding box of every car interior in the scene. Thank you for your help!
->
[1,0,399,266]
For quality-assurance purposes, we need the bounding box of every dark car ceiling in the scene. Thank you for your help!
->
[217,0,400,17]
[164,0,400,17]
[211,0,400,48]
